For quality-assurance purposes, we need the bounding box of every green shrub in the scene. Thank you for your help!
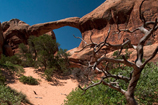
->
[44,68,55,81]
[0,85,32,105]
[0,55,24,76]
[27,35,59,69]
[0,70,6,85]
[18,43,35,67]
[19,76,39,85]
[0,54,22,65]
[64,63,158,105]
[64,84,126,105]
[17,34,70,81]
[113,48,132,60]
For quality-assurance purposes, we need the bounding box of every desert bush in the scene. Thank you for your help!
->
[0,70,6,85]
[0,54,22,65]
[71,67,96,85]
[18,43,35,67]
[27,35,59,69]
[18,34,70,81]
[64,63,158,105]
[55,48,70,74]
[44,68,55,81]
[19,75,39,85]
[0,85,32,105]
[0,54,24,75]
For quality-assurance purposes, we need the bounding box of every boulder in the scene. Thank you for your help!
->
[2,19,30,56]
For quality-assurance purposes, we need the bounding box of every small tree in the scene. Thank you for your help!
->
[18,43,35,67]
[18,34,70,79]
[18,34,59,69]
[31,34,59,69]
[74,0,158,104]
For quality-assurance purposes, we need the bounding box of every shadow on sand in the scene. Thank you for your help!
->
[34,68,72,86]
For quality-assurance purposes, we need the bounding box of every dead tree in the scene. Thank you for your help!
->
[74,0,158,105]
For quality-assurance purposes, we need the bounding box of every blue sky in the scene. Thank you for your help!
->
[0,0,105,50]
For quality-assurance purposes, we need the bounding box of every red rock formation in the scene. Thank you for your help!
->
[68,0,158,66]
[1,0,158,66]
[45,30,56,40]
[0,22,4,58]
[2,19,30,55]
[1,17,80,56]
[79,0,158,46]
[105,43,158,64]
[28,17,80,36]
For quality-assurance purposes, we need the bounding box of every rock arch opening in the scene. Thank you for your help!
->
[54,26,82,50]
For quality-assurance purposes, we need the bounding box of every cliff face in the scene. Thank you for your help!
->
[0,0,158,66]
[0,23,4,58]
[68,0,158,66]
[78,0,158,46]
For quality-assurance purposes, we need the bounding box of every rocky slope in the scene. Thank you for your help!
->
[0,0,158,65]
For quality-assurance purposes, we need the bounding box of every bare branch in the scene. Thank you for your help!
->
[95,67,103,72]
[94,26,111,54]
[102,80,126,95]
[73,34,87,45]
[105,38,135,50]
[90,32,95,44]
[119,28,140,33]
[100,62,130,83]
[78,80,102,95]
[73,34,98,53]
[74,44,96,53]
[104,26,111,43]
[145,21,157,26]
[138,26,149,34]
[139,0,146,24]
[102,74,130,83]
[93,55,135,71]
[136,19,158,67]
[155,25,158,31]
[75,0,157,104]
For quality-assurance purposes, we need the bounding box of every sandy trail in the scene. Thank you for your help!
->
[7,67,78,105]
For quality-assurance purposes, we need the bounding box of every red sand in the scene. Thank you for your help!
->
[7,67,78,105]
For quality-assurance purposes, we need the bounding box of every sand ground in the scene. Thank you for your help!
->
[7,67,78,105]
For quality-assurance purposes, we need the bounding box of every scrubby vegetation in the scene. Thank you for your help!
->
[0,34,70,104]
[0,34,70,82]
[19,75,39,85]
[64,62,158,105]
[0,34,70,81]
[0,85,32,105]
[0,54,24,75]
[18,34,70,80]
[0,68,32,104]
[0,70,6,85]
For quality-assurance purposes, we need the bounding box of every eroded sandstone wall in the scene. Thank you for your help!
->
[68,0,158,66]
[0,0,158,66]
[0,22,4,58]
